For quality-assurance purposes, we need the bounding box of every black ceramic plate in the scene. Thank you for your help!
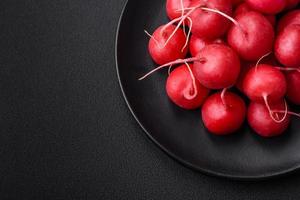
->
[115,0,300,180]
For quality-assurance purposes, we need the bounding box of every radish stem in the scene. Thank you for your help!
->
[255,52,272,72]
[183,62,198,99]
[139,57,201,80]
[263,94,288,123]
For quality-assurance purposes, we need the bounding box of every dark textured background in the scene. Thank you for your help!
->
[0,0,300,199]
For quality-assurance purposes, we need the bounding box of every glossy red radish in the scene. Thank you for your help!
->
[243,64,287,104]
[189,35,223,57]
[248,100,290,137]
[236,52,274,92]
[286,71,300,105]
[188,0,233,39]
[234,2,251,16]
[201,91,246,135]
[166,64,210,109]
[166,0,192,21]
[245,0,286,14]
[193,44,240,89]
[147,25,188,65]
[277,10,300,32]
[234,3,276,26]
[275,24,300,67]
[227,11,275,61]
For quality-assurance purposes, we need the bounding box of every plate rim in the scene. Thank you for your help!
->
[114,0,300,181]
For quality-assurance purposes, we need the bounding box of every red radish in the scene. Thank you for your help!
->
[234,3,276,26]
[201,91,246,135]
[148,25,188,65]
[166,64,210,109]
[277,10,300,32]
[189,35,223,57]
[188,0,233,39]
[236,52,279,92]
[245,0,286,14]
[286,71,300,105]
[166,0,192,21]
[193,44,240,89]
[285,0,300,10]
[236,61,253,92]
[236,52,272,90]
[243,64,287,103]
[227,11,275,61]
[234,2,252,16]
[248,100,290,137]
[275,24,300,67]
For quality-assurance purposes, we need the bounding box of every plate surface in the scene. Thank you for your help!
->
[115,0,300,180]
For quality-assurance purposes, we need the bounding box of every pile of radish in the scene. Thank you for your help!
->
[140,0,300,137]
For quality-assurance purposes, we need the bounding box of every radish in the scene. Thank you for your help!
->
[166,0,192,21]
[234,2,252,16]
[147,25,188,65]
[201,91,246,135]
[248,100,290,137]
[236,52,280,92]
[193,44,240,89]
[227,11,275,61]
[164,0,234,49]
[189,35,223,57]
[286,71,300,105]
[243,64,287,104]
[166,64,210,109]
[277,10,300,32]
[140,44,240,90]
[275,24,300,67]
[188,0,233,39]
[285,0,300,10]
[234,3,276,26]
[245,0,286,14]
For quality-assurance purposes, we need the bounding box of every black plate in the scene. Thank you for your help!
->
[115,0,300,180]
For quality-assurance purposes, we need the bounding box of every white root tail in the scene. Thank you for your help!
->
[144,30,161,48]
[255,52,272,72]
[275,67,300,73]
[138,57,200,80]
[263,95,288,123]
[273,110,300,118]
[181,17,192,52]
[162,7,197,48]
[183,62,198,100]
[221,87,228,107]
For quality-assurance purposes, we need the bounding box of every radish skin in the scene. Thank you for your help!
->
[189,35,223,57]
[202,92,246,135]
[166,64,210,110]
[245,0,286,14]
[243,64,287,103]
[193,44,241,89]
[248,100,290,137]
[148,25,188,65]
[227,11,275,61]
[275,24,300,67]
